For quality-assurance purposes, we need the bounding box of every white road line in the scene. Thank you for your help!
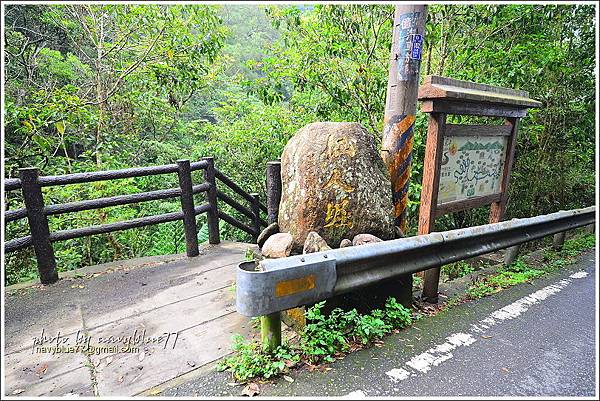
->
[405,332,476,374]
[383,269,590,384]
[345,389,367,397]
[570,271,589,279]
[386,368,412,382]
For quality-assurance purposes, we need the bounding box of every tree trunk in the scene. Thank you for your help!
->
[381,4,428,233]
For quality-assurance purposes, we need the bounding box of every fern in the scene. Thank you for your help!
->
[197,223,210,244]
[197,220,226,244]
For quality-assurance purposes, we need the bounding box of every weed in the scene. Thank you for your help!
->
[244,247,255,261]
[382,297,413,328]
[353,310,390,344]
[300,298,413,360]
[543,257,569,272]
[300,302,355,363]
[465,234,594,300]
[218,297,415,381]
[560,234,595,256]
[442,261,475,280]
[466,259,544,299]
[216,334,299,382]
[504,259,529,273]
[445,296,463,309]
[542,248,558,261]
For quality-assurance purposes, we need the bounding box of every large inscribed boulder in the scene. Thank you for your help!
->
[279,122,395,252]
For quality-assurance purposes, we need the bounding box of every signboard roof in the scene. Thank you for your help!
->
[418,75,542,108]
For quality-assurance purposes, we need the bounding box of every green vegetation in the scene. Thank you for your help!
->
[301,297,411,362]
[466,233,595,299]
[442,261,475,281]
[217,297,413,382]
[559,234,596,256]
[466,260,545,299]
[216,334,300,382]
[412,275,423,289]
[244,247,255,261]
[3,4,595,284]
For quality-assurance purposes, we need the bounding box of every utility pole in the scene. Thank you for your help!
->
[381,4,428,235]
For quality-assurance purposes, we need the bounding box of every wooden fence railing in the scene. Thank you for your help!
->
[3,157,267,284]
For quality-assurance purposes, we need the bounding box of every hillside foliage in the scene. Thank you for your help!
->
[3,4,595,284]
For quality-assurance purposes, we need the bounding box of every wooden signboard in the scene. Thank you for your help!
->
[416,75,541,300]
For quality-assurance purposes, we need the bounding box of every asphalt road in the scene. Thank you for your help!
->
[163,249,597,397]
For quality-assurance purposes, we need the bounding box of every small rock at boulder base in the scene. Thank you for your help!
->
[353,233,383,246]
[279,122,395,252]
[339,239,353,248]
[303,231,332,254]
[257,222,279,248]
[261,233,293,258]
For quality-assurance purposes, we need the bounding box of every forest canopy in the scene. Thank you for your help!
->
[3,4,596,285]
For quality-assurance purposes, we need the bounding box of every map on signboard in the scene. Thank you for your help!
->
[437,135,508,205]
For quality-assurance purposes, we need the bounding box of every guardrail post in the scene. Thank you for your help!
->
[261,163,282,351]
[177,160,199,257]
[261,312,281,353]
[19,167,58,284]
[501,218,520,266]
[422,267,441,303]
[552,232,566,251]
[584,224,595,235]
[251,193,261,243]
[203,157,220,244]
[266,161,282,225]
[504,244,521,266]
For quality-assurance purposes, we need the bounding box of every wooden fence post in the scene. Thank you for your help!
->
[489,118,519,224]
[266,161,282,225]
[19,167,58,284]
[262,163,282,351]
[203,157,220,244]
[420,113,446,303]
[251,193,261,243]
[177,160,199,257]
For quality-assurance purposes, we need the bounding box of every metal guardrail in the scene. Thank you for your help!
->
[236,206,595,317]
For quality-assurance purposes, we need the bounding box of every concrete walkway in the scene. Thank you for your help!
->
[4,242,258,397]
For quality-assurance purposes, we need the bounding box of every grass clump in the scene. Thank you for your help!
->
[442,260,475,281]
[560,234,595,256]
[466,259,544,299]
[466,233,595,300]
